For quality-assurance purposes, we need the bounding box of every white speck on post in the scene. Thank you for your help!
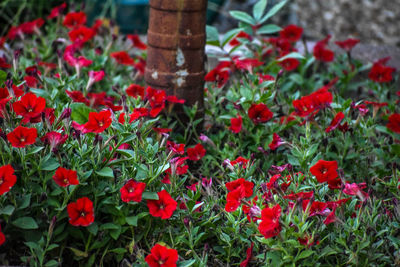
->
[174,69,188,86]
[152,71,158,79]
[176,48,185,67]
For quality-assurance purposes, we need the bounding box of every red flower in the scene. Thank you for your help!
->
[226,178,254,197]
[146,87,166,117]
[343,182,369,201]
[129,108,149,122]
[0,226,5,246]
[110,51,135,65]
[225,185,246,212]
[147,190,177,219]
[368,57,395,83]
[309,160,338,183]
[229,31,252,47]
[153,127,172,134]
[302,200,329,216]
[126,84,145,99]
[41,131,68,151]
[313,35,334,62]
[83,110,112,133]
[284,191,314,201]
[145,244,178,267]
[187,144,206,161]
[325,112,345,133]
[48,2,67,19]
[280,25,303,42]
[230,156,249,169]
[234,58,263,72]
[126,34,147,50]
[240,242,254,267]
[0,164,17,195]
[204,61,232,88]
[387,113,400,134]
[166,95,185,104]
[278,57,300,71]
[229,115,242,133]
[248,103,273,124]
[323,208,337,225]
[66,90,89,104]
[335,38,360,52]
[63,11,87,29]
[166,141,185,155]
[12,92,46,123]
[68,26,96,44]
[88,70,105,83]
[67,197,95,226]
[0,57,11,69]
[7,126,37,148]
[258,204,282,239]
[120,179,146,203]
[269,133,285,150]
[52,167,79,187]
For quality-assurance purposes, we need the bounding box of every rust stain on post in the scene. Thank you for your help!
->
[145,0,207,117]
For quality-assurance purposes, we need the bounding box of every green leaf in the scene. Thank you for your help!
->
[125,216,138,226]
[100,223,119,230]
[229,10,257,25]
[222,28,242,47]
[391,144,400,157]
[30,88,50,98]
[277,52,305,61]
[96,167,114,178]
[87,222,99,235]
[44,260,59,267]
[109,248,126,254]
[256,24,282,35]
[68,247,88,257]
[12,217,39,229]
[0,205,15,216]
[142,192,159,200]
[260,0,288,24]
[253,0,268,21]
[18,194,31,210]
[206,25,220,46]
[296,250,314,261]
[70,102,95,124]
[40,158,60,171]
[178,259,196,267]
[0,70,7,85]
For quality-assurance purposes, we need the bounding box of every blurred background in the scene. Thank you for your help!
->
[1,0,399,46]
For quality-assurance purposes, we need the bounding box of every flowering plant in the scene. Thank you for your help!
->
[0,0,399,266]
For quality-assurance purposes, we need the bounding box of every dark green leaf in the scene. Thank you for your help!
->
[12,217,39,229]
[96,167,114,178]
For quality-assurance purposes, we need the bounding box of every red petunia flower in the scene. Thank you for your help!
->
[234,57,263,72]
[309,160,338,183]
[325,112,345,133]
[302,200,329,217]
[0,164,17,195]
[67,197,95,226]
[128,108,148,122]
[48,2,67,19]
[240,242,254,267]
[145,244,178,267]
[258,204,282,239]
[187,143,206,161]
[41,131,68,152]
[248,103,273,124]
[279,24,303,43]
[147,190,177,219]
[229,115,242,133]
[323,208,337,225]
[7,126,37,148]
[368,57,395,83]
[66,90,89,105]
[278,57,300,71]
[343,182,369,201]
[166,95,185,104]
[0,226,5,246]
[0,57,11,69]
[229,31,253,47]
[110,51,135,65]
[126,34,147,50]
[166,141,185,155]
[387,113,400,134]
[63,11,87,29]
[13,92,46,123]
[82,110,112,133]
[204,61,232,88]
[230,156,249,169]
[68,26,96,44]
[145,87,167,117]
[269,133,285,150]
[313,35,334,62]
[283,191,314,201]
[126,84,145,99]
[335,38,360,52]
[52,167,79,187]
[226,178,254,197]
[120,179,146,203]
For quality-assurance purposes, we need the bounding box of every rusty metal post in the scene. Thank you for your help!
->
[145,0,206,119]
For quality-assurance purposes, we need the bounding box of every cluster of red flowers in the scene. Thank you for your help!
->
[368,57,396,83]
[225,178,254,212]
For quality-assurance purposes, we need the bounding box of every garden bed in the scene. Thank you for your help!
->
[0,1,399,266]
